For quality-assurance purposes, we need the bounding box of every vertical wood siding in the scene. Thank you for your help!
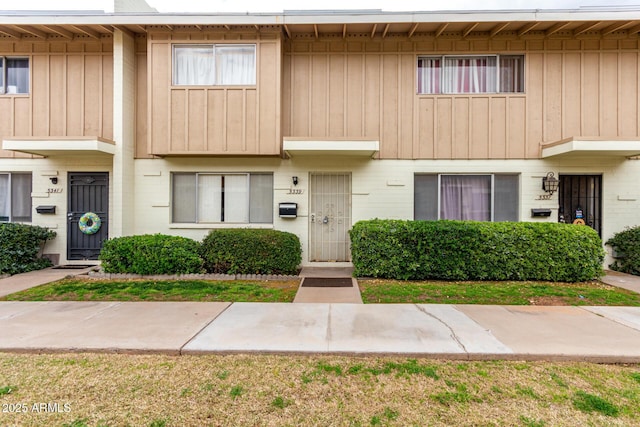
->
[0,39,113,158]
[284,37,640,160]
[147,32,281,156]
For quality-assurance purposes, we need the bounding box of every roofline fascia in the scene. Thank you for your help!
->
[2,9,640,26]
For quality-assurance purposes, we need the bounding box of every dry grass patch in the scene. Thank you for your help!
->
[0,353,638,426]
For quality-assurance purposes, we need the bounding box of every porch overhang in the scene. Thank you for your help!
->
[541,138,640,159]
[2,137,116,157]
[283,138,379,158]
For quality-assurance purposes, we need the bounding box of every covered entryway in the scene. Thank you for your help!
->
[309,173,351,262]
[558,175,602,236]
[67,172,109,260]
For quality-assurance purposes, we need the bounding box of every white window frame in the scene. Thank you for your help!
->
[172,44,257,86]
[0,56,30,95]
[417,54,525,94]
[171,172,273,224]
[0,172,32,222]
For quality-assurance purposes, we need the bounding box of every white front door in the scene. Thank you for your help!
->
[309,173,351,262]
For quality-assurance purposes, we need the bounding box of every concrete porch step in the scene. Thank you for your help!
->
[294,266,362,303]
[299,266,354,278]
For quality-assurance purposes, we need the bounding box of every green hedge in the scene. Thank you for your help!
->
[350,220,604,282]
[607,226,640,276]
[200,229,301,275]
[99,234,203,275]
[0,223,56,275]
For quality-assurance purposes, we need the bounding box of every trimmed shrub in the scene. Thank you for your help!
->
[350,219,604,282]
[200,229,301,275]
[99,234,203,275]
[0,223,56,275]
[607,226,640,276]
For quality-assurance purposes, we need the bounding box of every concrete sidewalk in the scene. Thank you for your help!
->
[1,301,639,362]
[1,267,640,361]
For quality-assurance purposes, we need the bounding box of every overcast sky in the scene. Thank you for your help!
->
[4,0,640,13]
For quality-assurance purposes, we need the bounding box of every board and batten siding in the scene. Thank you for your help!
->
[146,32,282,156]
[0,39,114,158]
[283,36,640,160]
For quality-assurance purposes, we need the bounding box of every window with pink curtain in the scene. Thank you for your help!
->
[442,56,496,93]
[418,55,524,94]
[417,57,440,94]
[499,55,524,92]
[440,175,491,221]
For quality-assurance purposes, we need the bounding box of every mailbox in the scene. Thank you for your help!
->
[279,202,297,218]
[531,208,552,217]
[36,205,56,214]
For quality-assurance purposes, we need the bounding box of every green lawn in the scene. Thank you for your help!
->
[359,279,640,306]
[3,277,640,306]
[0,278,299,303]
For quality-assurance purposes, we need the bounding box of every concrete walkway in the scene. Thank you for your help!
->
[0,266,96,298]
[0,268,640,362]
[600,270,640,294]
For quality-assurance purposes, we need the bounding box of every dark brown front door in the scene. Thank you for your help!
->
[67,172,109,260]
[558,175,602,236]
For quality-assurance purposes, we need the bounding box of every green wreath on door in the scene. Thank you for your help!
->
[78,212,102,235]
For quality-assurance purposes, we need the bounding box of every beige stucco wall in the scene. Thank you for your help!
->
[3,153,637,266]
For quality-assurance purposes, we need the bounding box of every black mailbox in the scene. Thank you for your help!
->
[36,205,56,214]
[531,208,552,217]
[279,202,297,218]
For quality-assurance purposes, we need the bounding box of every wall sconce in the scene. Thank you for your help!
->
[292,176,299,186]
[542,172,559,195]
[49,177,58,185]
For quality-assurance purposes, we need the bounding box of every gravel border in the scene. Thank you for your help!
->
[87,270,299,281]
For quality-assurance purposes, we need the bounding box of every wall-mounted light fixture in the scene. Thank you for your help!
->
[542,172,559,195]
[292,176,299,186]
[49,177,58,185]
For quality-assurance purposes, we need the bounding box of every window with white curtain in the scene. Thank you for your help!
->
[172,172,272,223]
[414,174,519,222]
[172,44,256,86]
[0,173,32,222]
[0,57,29,95]
[417,55,524,94]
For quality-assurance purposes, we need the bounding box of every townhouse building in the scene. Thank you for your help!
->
[1,1,640,265]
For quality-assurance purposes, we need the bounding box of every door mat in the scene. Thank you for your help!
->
[301,277,353,287]
[52,265,95,270]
